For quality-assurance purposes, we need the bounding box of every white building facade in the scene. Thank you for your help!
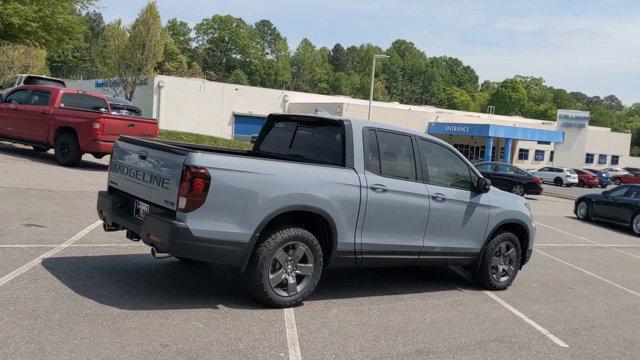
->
[68,75,635,170]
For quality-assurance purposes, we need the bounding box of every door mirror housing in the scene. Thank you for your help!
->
[602,190,610,198]
[476,177,491,193]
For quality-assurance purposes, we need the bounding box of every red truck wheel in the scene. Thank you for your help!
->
[54,133,82,167]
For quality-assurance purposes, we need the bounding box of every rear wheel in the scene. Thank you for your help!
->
[244,227,323,307]
[600,184,608,189]
[54,133,82,167]
[614,178,622,185]
[578,180,585,187]
[511,184,525,196]
[473,232,521,290]
[576,201,591,221]
[554,177,563,186]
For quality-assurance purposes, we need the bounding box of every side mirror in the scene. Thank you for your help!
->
[602,190,610,197]
[477,177,491,193]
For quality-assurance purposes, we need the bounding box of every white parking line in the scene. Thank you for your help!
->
[536,222,640,260]
[536,243,640,247]
[284,308,302,360]
[0,220,101,288]
[535,248,640,297]
[449,267,569,348]
[0,243,141,248]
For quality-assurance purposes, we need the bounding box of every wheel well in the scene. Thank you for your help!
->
[486,222,529,266]
[252,210,334,267]
[54,126,78,143]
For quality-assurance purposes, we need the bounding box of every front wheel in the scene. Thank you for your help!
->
[473,232,521,290]
[631,213,640,236]
[244,227,323,307]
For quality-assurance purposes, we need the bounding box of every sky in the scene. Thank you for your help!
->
[99,0,640,105]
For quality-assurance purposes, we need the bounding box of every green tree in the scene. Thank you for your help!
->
[166,18,192,59]
[230,68,249,85]
[254,19,291,89]
[489,78,528,115]
[603,95,624,111]
[291,39,334,94]
[98,2,166,100]
[383,39,427,104]
[0,42,48,82]
[438,86,474,111]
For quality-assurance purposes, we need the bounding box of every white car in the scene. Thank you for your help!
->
[535,167,579,187]
[0,74,66,96]
[601,167,628,177]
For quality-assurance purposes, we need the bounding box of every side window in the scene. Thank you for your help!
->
[418,139,474,190]
[4,89,31,104]
[609,186,628,198]
[59,93,108,113]
[475,163,491,172]
[625,188,640,199]
[364,129,380,174]
[29,90,51,106]
[539,167,549,172]
[375,131,416,180]
[2,76,18,89]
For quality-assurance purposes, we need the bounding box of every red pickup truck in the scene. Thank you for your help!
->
[0,85,158,166]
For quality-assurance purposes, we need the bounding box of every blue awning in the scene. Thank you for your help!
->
[427,122,564,143]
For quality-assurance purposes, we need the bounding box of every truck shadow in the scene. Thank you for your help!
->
[41,254,468,311]
[0,142,108,171]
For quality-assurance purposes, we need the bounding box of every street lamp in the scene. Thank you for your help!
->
[368,54,390,120]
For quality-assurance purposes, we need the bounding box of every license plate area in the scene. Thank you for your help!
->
[133,200,150,220]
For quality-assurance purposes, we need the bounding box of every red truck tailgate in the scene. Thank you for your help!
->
[103,115,158,139]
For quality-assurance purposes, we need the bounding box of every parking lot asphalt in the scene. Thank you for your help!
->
[541,182,609,200]
[1,143,639,360]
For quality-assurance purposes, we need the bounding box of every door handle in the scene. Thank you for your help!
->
[431,193,447,202]
[370,184,387,193]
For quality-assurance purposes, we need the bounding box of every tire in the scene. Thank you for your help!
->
[175,256,204,265]
[578,180,585,187]
[576,200,591,221]
[554,177,563,186]
[511,183,525,197]
[92,153,106,159]
[244,227,323,308]
[472,232,521,291]
[631,213,640,236]
[32,145,49,153]
[614,178,622,185]
[54,133,82,167]
[600,184,608,189]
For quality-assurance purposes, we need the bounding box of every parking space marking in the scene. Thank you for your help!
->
[0,243,141,248]
[536,222,640,260]
[535,249,640,298]
[284,308,302,360]
[0,220,101,288]
[536,243,640,247]
[449,267,569,348]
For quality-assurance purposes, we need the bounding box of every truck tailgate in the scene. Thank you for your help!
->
[103,115,158,138]
[108,138,187,210]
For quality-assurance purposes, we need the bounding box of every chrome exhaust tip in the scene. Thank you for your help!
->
[150,247,171,259]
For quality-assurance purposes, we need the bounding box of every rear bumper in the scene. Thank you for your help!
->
[96,190,248,269]
[82,140,114,154]
[526,183,543,195]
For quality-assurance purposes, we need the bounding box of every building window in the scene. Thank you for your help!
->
[534,150,545,162]
[537,141,551,145]
[550,151,554,162]
[598,154,607,165]
[585,153,594,164]
[611,155,620,165]
[518,149,529,161]
[499,147,505,160]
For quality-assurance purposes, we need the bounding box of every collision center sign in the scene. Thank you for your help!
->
[557,109,589,128]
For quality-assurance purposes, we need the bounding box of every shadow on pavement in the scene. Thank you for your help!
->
[0,142,108,171]
[42,254,468,310]
[563,215,636,237]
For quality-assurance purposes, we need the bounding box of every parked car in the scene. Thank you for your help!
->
[535,167,579,187]
[0,85,158,166]
[106,96,142,117]
[575,185,640,235]
[0,74,66,95]
[584,168,612,188]
[97,113,535,307]
[573,169,600,188]
[623,167,640,174]
[602,167,629,177]
[611,172,640,185]
[474,161,543,196]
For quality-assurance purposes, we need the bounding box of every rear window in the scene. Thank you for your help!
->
[23,76,65,88]
[256,119,344,166]
[59,93,109,113]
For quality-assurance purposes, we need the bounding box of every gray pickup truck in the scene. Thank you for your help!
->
[97,113,535,307]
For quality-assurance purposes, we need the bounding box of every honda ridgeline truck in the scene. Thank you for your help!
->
[97,113,535,307]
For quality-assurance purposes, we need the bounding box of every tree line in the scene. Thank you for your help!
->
[2,1,640,154]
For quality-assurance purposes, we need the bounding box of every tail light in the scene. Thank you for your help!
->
[533,177,543,184]
[93,118,104,136]
[177,166,211,212]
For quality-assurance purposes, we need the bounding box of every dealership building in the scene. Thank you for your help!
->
[69,75,636,169]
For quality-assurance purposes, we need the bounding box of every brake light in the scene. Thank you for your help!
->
[533,177,543,184]
[177,166,211,212]
[93,118,104,136]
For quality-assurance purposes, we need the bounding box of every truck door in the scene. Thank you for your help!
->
[11,89,52,143]
[360,129,429,264]
[416,138,490,260]
[0,89,32,138]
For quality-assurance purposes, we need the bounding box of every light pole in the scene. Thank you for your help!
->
[368,54,390,120]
